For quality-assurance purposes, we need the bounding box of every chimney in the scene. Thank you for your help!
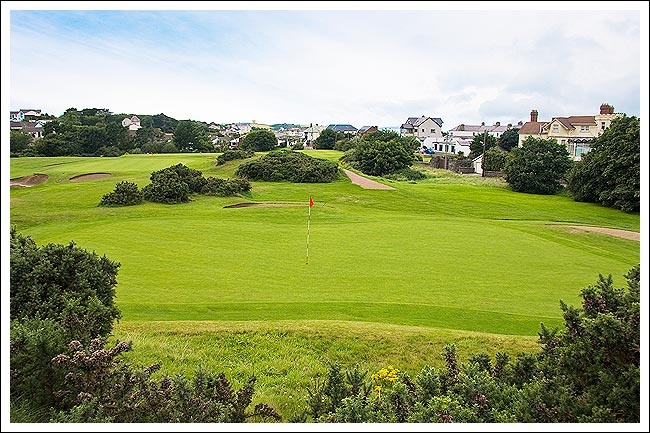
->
[518,121,523,126]
[481,121,485,126]
[600,103,614,114]
[530,110,538,122]
[459,123,465,131]
[495,121,500,126]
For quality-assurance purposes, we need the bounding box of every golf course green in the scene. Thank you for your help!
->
[9,151,640,416]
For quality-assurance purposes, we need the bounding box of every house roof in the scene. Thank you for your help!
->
[328,124,358,132]
[358,125,377,133]
[401,116,443,129]
[518,122,547,135]
[553,116,596,129]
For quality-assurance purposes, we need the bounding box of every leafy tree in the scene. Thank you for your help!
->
[151,113,179,133]
[498,128,520,151]
[504,136,572,194]
[342,138,414,176]
[483,146,508,171]
[469,133,498,159]
[10,130,33,154]
[99,181,144,206]
[173,120,211,152]
[313,128,337,149]
[566,116,640,212]
[241,129,278,152]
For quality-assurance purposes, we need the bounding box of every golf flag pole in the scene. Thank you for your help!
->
[306,196,314,264]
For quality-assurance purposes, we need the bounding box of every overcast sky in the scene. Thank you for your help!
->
[4,2,648,129]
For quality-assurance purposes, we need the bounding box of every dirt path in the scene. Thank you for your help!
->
[343,169,395,190]
[559,225,640,241]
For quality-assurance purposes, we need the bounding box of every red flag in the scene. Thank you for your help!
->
[309,196,314,207]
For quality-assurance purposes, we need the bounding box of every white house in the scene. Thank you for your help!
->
[303,124,327,146]
[400,116,444,141]
[448,121,521,140]
[121,115,142,135]
[421,136,471,156]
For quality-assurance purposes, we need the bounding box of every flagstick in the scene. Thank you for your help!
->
[306,203,311,265]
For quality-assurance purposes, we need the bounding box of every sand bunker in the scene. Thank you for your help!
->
[69,172,111,182]
[553,225,639,241]
[224,202,306,208]
[10,173,49,187]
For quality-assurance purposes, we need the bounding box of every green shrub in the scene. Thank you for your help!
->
[235,149,339,183]
[384,168,427,181]
[216,149,255,165]
[142,170,191,204]
[99,181,143,206]
[201,177,252,196]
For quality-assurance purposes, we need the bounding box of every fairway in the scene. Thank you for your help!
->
[9,152,640,416]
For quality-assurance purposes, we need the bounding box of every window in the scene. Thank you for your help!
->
[568,143,575,156]
[601,122,606,130]
[552,124,559,133]
[451,146,455,153]
[421,128,425,132]
[431,129,435,133]
[444,144,449,152]
[580,125,589,132]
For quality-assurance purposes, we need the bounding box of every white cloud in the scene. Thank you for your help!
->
[5,6,645,129]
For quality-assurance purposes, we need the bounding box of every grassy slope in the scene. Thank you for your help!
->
[9,152,640,418]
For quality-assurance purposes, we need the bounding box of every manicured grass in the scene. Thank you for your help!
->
[10,152,640,419]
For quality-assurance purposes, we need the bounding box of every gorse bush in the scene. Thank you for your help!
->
[50,338,282,423]
[235,149,339,183]
[99,181,143,206]
[10,229,121,409]
[201,177,252,196]
[216,149,255,165]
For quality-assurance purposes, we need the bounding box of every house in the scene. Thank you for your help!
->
[357,125,378,136]
[121,115,142,135]
[518,104,622,160]
[327,124,358,135]
[303,124,327,146]
[10,111,25,121]
[421,136,471,157]
[10,121,44,139]
[225,123,252,136]
[399,116,444,141]
[448,121,521,140]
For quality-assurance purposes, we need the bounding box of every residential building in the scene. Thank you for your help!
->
[10,121,44,139]
[303,124,327,146]
[518,103,623,160]
[121,115,142,135]
[225,123,252,136]
[399,116,443,141]
[327,124,358,135]
[357,125,378,136]
[421,136,471,157]
[10,108,42,121]
[448,121,521,140]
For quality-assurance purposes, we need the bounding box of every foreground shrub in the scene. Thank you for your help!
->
[10,229,121,413]
[142,170,191,204]
[235,149,339,182]
[384,167,427,181]
[216,149,255,165]
[99,181,143,206]
[50,338,281,423]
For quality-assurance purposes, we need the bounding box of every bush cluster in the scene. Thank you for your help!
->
[216,149,255,166]
[235,149,339,183]
[100,163,251,206]
[99,181,143,206]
